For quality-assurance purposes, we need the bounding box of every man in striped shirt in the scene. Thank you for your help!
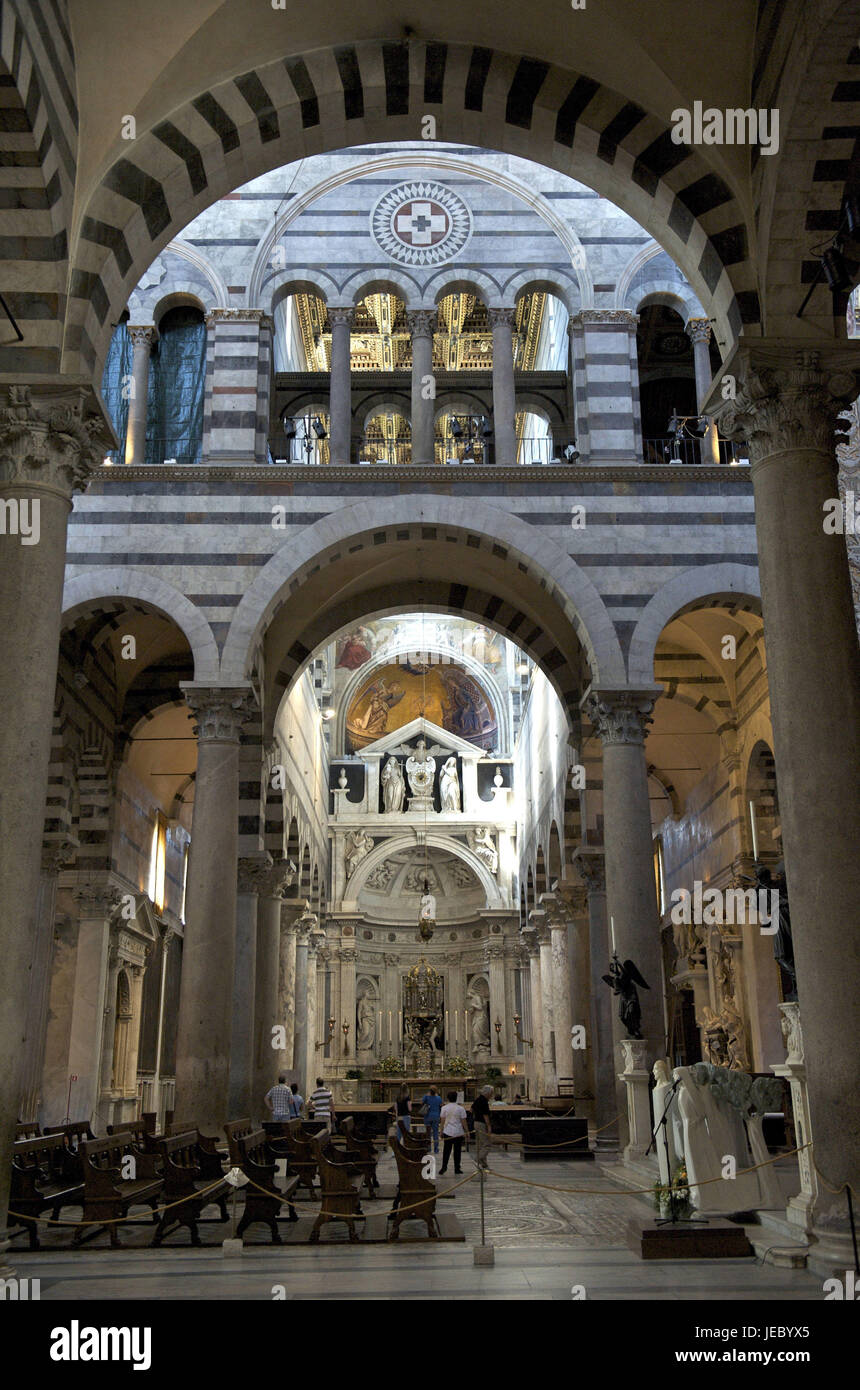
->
[309,1077,336,1131]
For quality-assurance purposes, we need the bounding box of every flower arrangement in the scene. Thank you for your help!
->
[377,1056,405,1075]
[345,1067,364,1080]
[653,1162,692,1217]
[447,1056,470,1076]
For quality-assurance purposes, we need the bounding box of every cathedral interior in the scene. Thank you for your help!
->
[0,0,859,1325]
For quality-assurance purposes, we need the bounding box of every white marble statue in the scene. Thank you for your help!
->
[468,825,498,874]
[406,738,436,801]
[652,1058,681,1188]
[673,1064,761,1212]
[356,992,376,1050]
[468,986,491,1052]
[439,756,461,812]
[345,828,374,880]
[381,755,405,813]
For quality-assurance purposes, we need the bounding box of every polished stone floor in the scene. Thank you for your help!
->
[8,1145,824,1301]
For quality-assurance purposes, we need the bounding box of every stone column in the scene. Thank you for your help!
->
[230,852,270,1118]
[489,307,517,465]
[293,922,310,1089]
[523,931,544,1100]
[328,307,353,465]
[0,384,108,1238]
[125,325,157,465]
[19,840,75,1121]
[569,310,641,463]
[574,848,618,1144]
[483,939,507,1056]
[713,344,860,1265]
[174,686,255,1133]
[686,317,720,464]
[278,903,303,1070]
[124,964,146,1096]
[619,1039,654,1163]
[532,915,557,1094]
[305,930,323,1094]
[340,947,357,1064]
[539,895,573,1094]
[771,1003,818,1234]
[408,310,436,465]
[66,884,121,1124]
[201,308,273,464]
[94,945,123,1131]
[254,862,292,1102]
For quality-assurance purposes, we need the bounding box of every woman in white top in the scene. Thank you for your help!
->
[439,1090,469,1175]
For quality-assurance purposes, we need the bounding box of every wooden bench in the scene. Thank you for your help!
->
[107,1120,161,1153]
[15,1121,41,1140]
[10,1134,85,1249]
[396,1117,430,1158]
[166,1121,227,1182]
[336,1117,380,1196]
[279,1120,319,1196]
[389,1135,439,1240]
[309,1135,362,1244]
[234,1129,299,1243]
[45,1120,97,1152]
[73,1133,164,1247]
[224,1117,255,1166]
[152,1132,231,1246]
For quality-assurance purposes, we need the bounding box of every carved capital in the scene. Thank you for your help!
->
[183,685,256,743]
[237,851,274,895]
[571,309,638,329]
[714,345,860,466]
[573,847,606,896]
[483,941,506,964]
[582,687,660,746]
[488,306,516,330]
[328,306,355,330]
[406,309,437,338]
[127,324,158,351]
[205,307,272,329]
[685,317,712,346]
[556,880,589,917]
[42,836,78,874]
[339,947,358,964]
[73,881,124,918]
[620,1038,651,1073]
[0,384,113,497]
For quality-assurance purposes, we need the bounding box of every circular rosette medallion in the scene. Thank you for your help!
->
[370,182,472,267]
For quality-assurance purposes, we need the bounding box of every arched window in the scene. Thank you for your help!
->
[146,305,206,466]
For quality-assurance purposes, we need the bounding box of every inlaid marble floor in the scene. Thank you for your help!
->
[8,1148,824,1300]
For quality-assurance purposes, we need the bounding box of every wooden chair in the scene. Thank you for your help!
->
[388,1135,439,1240]
[309,1135,362,1244]
[234,1129,299,1244]
[152,1132,230,1246]
[74,1133,163,1248]
[10,1134,85,1250]
[281,1119,319,1196]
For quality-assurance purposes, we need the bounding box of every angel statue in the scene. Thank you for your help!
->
[601,956,650,1039]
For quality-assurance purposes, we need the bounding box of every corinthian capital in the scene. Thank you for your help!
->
[237,851,274,895]
[127,324,158,350]
[573,847,605,896]
[182,685,256,743]
[582,687,661,747]
[685,317,712,346]
[328,306,355,329]
[0,383,113,496]
[406,309,437,338]
[712,343,860,466]
[488,307,516,329]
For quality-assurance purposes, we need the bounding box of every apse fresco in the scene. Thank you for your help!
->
[336,618,503,671]
[346,661,497,751]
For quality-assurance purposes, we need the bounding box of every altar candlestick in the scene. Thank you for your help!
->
[610,916,616,954]
[388,1010,391,1042]
[454,1011,458,1043]
[378,1011,382,1043]
[749,800,759,860]
[398,1010,402,1037]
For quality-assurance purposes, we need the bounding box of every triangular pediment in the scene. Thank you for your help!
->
[360,716,486,759]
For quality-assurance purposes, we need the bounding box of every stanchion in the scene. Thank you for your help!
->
[473,1163,494,1265]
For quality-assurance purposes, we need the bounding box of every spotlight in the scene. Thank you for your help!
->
[283,418,296,439]
[563,442,580,462]
[322,707,336,720]
[822,246,850,293]
[844,193,860,241]
[481,417,493,438]
[451,419,463,439]
[312,417,327,440]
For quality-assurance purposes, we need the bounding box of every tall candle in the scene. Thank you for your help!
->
[610,916,616,954]
[398,1010,402,1037]
[455,1011,458,1043]
[445,1009,449,1039]
[749,800,759,860]
[388,1010,392,1042]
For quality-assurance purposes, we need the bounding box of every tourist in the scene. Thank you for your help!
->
[309,1076,335,1131]
[439,1090,468,1175]
[289,1082,304,1119]
[472,1085,494,1169]
[264,1071,293,1123]
[421,1084,442,1153]
[396,1084,412,1144]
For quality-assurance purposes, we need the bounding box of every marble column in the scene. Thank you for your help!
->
[278,903,303,1071]
[254,862,292,1101]
[408,310,436,465]
[0,384,108,1239]
[124,964,146,1096]
[125,325,157,465]
[340,947,357,1064]
[541,892,576,1095]
[66,884,122,1124]
[95,945,123,1131]
[713,344,860,1264]
[522,928,544,1100]
[174,686,255,1133]
[574,848,618,1144]
[19,841,75,1121]
[686,317,720,464]
[489,307,517,466]
[532,915,557,1094]
[230,852,270,1118]
[293,925,310,1090]
[305,931,323,1094]
[328,307,353,465]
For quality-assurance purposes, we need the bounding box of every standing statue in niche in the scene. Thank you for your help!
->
[439,756,461,812]
[356,992,376,1050]
[381,755,405,813]
[601,957,650,1039]
[468,986,491,1053]
[755,864,796,1000]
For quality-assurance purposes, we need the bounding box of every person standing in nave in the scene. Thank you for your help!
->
[395,1083,412,1143]
[439,1091,468,1175]
[421,1084,443,1154]
[289,1082,304,1119]
[264,1072,294,1123]
[472,1084,494,1170]
[309,1077,335,1131]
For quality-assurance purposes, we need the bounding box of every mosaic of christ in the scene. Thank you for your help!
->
[345,662,497,751]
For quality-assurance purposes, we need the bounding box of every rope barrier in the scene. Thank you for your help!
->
[242,1167,478,1219]
[8,1174,228,1229]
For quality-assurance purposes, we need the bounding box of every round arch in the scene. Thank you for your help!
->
[219,496,626,720]
[345,832,504,909]
[62,568,220,684]
[66,37,759,382]
[268,271,341,312]
[343,272,419,310]
[627,564,762,686]
[428,271,503,309]
[506,272,580,315]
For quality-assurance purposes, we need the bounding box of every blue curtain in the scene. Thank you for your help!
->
[100,321,131,462]
[146,308,206,465]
